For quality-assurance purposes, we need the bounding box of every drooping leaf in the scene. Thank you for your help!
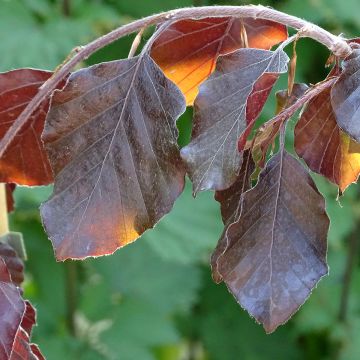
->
[151,17,287,104]
[295,86,360,192]
[211,150,255,283]
[11,301,44,360]
[0,69,54,186]
[181,47,289,193]
[0,257,25,359]
[217,150,329,333]
[6,184,16,213]
[41,53,186,260]
[331,48,360,142]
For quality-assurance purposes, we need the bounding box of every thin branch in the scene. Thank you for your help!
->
[0,5,352,159]
[65,261,78,335]
[62,0,71,17]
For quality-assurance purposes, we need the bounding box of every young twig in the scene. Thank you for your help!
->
[0,5,352,159]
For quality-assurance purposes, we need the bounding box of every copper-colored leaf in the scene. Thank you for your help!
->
[0,69,54,186]
[331,48,360,142]
[295,86,360,192]
[211,150,255,283]
[0,257,25,359]
[181,48,288,193]
[217,150,329,333]
[151,17,287,105]
[41,54,186,260]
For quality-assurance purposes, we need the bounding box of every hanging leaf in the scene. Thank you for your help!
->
[151,17,287,105]
[217,150,329,333]
[295,86,360,192]
[181,47,289,193]
[0,257,25,359]
[0,69,54,186]
[41,53,186,260]
[211,150,255,283]
[331,48,360,142]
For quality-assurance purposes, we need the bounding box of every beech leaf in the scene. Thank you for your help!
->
[151,17,287,105]
[217,150,329,333]
[331,48,360,142]
[0,257,25,359]
[211,150,255,283]
[295,85,360,193]
[181,48,289,193]
[41,54,186,260]
[0,69,54,186]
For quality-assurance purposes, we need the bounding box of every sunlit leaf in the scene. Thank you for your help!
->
[151,17,287,104]
[296,85,360,192]
[41,54,186,260]
[0,69,54,186]
[181,47,288,193]
[217,150,329,333]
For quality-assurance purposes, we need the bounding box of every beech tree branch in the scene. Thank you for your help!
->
[0,5,352,159]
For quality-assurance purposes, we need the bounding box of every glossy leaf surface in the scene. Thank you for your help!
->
[181,48,288,193]
[217,150,329,333]
[41,54,186,260]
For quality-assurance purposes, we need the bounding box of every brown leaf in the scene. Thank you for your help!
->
[41,54,186,260]
[0,69,54,186]
[0,257,25,359]
[211,150,255,283]
[217,150,329,333]
[0,243,24,286]
[295,86,360,192]
[181,48,288,193]
[331,48,360,142]
[151,17,287,105]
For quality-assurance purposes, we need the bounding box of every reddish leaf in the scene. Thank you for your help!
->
[217,150,329,333]
[0,243,24,286]
[6,184,16,213]
[0,69,54,186]
[181,47,288,193]
[41,54,186,260]
[0,257,25,359]
[295,86,360,192]
[211,150,255,283]
[151,17,287,104]
[331,48,360,142]
[10,302,42,360]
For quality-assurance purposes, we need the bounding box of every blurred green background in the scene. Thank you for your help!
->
[2,0,360,359]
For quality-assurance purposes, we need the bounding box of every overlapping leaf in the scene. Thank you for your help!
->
[331,48,360,142]
[216,150,329,333]
[151,17,287,104]
[41,53,186,260]
[295,86,360,192]
[0,243,24,286]
[211,150,255,283]
[181,48,289,193]
[0,69,54,186]
[0,257,25,359]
